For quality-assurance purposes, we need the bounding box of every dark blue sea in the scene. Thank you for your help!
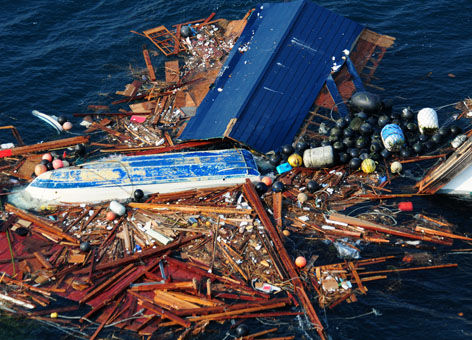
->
[1,0,472,339]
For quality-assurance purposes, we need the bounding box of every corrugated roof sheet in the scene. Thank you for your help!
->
[180,0,364,153]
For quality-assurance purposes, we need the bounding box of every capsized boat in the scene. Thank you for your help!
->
[24,148,260,204]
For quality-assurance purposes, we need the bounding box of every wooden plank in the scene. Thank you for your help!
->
[130,281,195,292]
[348,262,366,294]
[415,226,472,242]
[142,45,156,81]
[0,136,89,158]
[129,202,252,215]
[138,300,191,328]
[5,204,80,245]
[33,252,53,269]
[165,60,179,84]
[328,212,452,245]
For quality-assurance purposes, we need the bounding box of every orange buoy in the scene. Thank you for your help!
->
[106,211,116,221]
[52,159,63,169]
[295,256,307,268]
[42,153,53,162]
[282,229,290,237]
[34,164,48,176]
[261,176,272,186]
[62,121,73,131]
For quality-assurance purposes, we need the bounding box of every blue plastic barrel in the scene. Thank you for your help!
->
[381,124,405,152]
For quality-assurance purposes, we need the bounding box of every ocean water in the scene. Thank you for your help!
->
[1,0,472,339]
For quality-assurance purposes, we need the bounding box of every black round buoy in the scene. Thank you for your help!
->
[359,123,373,136]
[255,182,268,195]
[272,181,285,192]
[134,189,144,201]
[381,98,394,114]
[40,159,49,166]
[236,324,249,337]
[350,91,382,114]
[180,25,191,38]
[336,118,348,129]
[343,128,354,138]
[306,180,320,193]
[406,122,418,132]
[432,133,442,144]
[356,137,368,149]
[281,144,294,156]
[80,241,91,252]
[295,141,308,154]
[380,149,391,159]
[370,142,382,153]
[400,147,411,158]
[349,148,360,158]
[401,107,414,121]
[46,162,54,171]
[349,116,365,132]
[338,152,350,164]
[425,140,435,150]
[332,141,344,152]
[343,137,355,148]
[412,142,424,154]
[15,227,29,237]
[75,144,86,156]
[418,134,429,142]
[330,127,343,137]
[359,152,370,160]
[438,126,450,137]
[269,153,281,166]
[377,115,390,128]
[349,157,362,169]
[450,125,462,136]
[356,111,368,120]
[57,116,68,125]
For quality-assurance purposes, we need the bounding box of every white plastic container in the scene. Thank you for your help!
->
[417,107,439,134]
[109,200,126,216]
[303,146,334,168]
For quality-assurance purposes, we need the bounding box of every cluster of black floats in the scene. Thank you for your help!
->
[267,92,463,170]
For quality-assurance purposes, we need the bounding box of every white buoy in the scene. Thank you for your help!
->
[109,200,126,216]
[417,108,439,134]
[303,146,334,168]
[390,161,403,174]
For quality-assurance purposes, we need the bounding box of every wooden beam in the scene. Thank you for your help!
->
[0,136,88,158]
[5,204,80,245]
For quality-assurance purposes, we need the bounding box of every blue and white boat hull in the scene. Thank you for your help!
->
[25,149,260,204]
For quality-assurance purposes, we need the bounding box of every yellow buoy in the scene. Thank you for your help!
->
[288,153,303,167]
[361,158,376,174]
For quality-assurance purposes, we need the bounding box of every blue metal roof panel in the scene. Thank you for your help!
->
[180,0,364,153]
